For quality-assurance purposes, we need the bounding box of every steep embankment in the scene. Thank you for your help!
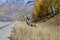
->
[9,14,60,40]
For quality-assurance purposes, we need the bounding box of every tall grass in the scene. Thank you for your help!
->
[9,14,60,40]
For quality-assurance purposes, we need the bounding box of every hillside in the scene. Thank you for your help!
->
[9,14,60,40]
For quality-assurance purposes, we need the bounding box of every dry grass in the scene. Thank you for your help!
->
[9,14,60,40]
[9,22,43,40]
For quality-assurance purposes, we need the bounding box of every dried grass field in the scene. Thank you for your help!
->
[9,14,60,40]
